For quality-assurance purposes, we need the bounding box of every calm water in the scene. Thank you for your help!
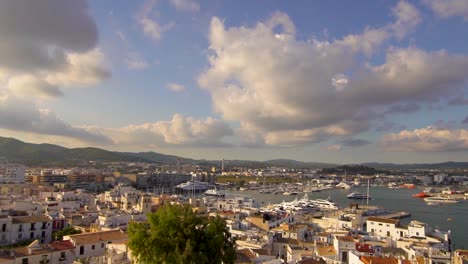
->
[225,186,468,248]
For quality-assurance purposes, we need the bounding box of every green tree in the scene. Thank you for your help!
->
[128,204,236,264]
[54,226,82,240]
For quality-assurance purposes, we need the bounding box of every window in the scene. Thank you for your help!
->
[19,224,23,232]
[387,231,390,236]
[42,231,46,238]
[18,233,22,239]
[378,223,382,226]
[101,243,104,248]
[31,223,36,231]
[80,246,84,255]
[60,252,66,260]
[92,245,95,250]
[1,223,6,232]
[22,258,28,264]
[30,232,34,239]
[42,222,47,229]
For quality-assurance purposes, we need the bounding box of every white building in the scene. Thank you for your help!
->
[0,215,53,246]
[64,229,127,261]
[0,164,25,183]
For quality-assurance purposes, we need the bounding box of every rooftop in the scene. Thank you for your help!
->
[68,229,127,245]
[367,217,399,224]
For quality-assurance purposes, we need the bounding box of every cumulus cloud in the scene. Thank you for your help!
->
[138,0,174,42]
[423,0,468,20]
[391,1,422,39]
[169,0,200,12]
[379,126,468,151]
[198,8,468,146]
[0,94,112,144]
[114,114,233,147]
[7,75,63,99]
[167,83,185,92]
[0,0,110,98]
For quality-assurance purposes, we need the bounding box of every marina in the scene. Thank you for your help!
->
[225,186,468,248]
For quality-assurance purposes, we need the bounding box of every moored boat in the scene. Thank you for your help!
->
[424,196,458,204]
[347,192,371,200]
[412,192,431,198]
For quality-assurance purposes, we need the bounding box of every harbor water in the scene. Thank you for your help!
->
[226,186,468,248]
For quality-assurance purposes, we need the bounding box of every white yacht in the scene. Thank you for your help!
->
[347,192,371,200]
[204,188,225,197]
[309,199,339,210]
[176,181,213,191]
[424,196,458,204]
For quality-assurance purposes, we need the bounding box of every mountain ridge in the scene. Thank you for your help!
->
[0,136,467,169]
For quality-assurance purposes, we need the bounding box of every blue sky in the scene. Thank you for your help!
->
[0,0,467,163]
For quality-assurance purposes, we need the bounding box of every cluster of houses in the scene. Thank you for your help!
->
[0,182,466,264]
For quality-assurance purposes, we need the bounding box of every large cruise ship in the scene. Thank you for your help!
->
[176,181,214,191]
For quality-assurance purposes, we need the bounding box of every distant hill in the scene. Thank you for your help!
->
[362,162,468,170]
[1,136,467,169]
[0,136,148,165]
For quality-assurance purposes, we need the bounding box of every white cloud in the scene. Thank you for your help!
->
[46,49,110,87]
[0,93,112,144]
[167,82,185,92]
[0,0,110,99]
[380,126,468,151]
[114,114,233,147]
[169,0,200,12]
[198,8,468,147]
[7,75,63,99]
[423,0,468,20]
[391,1,422,39]
[138,0,174,42]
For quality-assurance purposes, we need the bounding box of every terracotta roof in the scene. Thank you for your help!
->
[68,230,127,245]
[360,256,411,264]
[48,240,75,251]
[316,245,336,256]
[366,217,399,224]
[298,258,326,264]
[337,236,354,242]
[12,215,51,224]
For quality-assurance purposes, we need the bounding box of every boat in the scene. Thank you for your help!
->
[204,188,225,197]
[309,199,339,210]
[336,182,352,189]
[424,196,458,204]
[176,181,213,191]
[347,192,371,200]
[347,179,371,200]
[412,192,431,198]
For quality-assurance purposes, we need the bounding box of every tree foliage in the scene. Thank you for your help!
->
[54,226,82,240]
[128,204,236,264]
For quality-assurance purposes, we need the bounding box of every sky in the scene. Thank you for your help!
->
[0,0,468,164]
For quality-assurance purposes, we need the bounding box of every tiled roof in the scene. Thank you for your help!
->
[12,215,51,224]
[337,236,354,242]
[360,256,411,264]
[366,217,399,224]
[48,240,75,251]
[68,230,127,245]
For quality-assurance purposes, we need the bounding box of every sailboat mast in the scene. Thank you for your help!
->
[366,179,370,206]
